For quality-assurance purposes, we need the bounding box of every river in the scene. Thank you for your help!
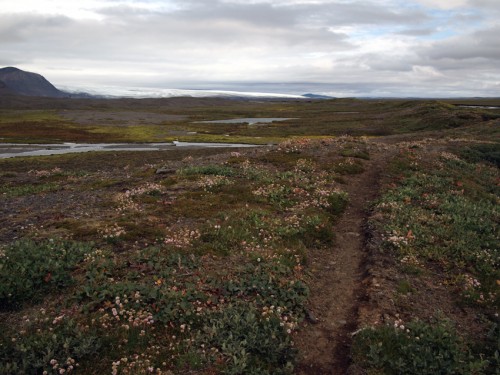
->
[0,142,262,159]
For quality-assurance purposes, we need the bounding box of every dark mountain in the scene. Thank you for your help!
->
[0,79,15,95]
[0,67,68,98]
[302,93,335,99]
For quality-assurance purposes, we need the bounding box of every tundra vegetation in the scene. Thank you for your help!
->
[352,142,499,374]
[0,97,499,374]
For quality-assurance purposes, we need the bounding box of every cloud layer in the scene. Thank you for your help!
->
[0,0,499,97]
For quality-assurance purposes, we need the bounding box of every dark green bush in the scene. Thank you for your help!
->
[326,191,349,216]
[0,317,101,374]
[178,165,237,176]
[199,303,295,375]
[459,144,500,168]
[0,239,92,308]
[352,319,486,375]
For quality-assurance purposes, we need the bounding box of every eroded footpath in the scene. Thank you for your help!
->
[295,142,395,374]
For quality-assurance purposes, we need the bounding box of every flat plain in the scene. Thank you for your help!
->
[0,96,499,374]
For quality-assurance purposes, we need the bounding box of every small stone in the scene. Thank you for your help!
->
[155,168,176,174]
[305,310,320,324]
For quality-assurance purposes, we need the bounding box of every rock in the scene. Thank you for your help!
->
[156,167,176,175]
[305,309,320,324]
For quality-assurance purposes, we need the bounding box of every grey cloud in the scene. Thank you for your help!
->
[85,2,348,50]
[97,0,430,29]
[469,0,500,12]
[0,56,27,67]
[0,1,427,64]
[304,2,429,26]
[178,1,300,28]
[0,13,73,42]
[94,1,301,30]
[359,53,416,72]
[0,9,350,91]
[398,27,437,36]
[423,25,500,61]
[1,0,499,97]
[95,5,160,17]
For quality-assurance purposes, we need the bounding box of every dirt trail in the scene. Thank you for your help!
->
[295,143,393,375]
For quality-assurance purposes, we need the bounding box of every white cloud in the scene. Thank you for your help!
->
[414,0,468,9]
[0,0,180,19]
[411,65,443,78]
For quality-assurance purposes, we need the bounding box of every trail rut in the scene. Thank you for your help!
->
[295,144,392,375]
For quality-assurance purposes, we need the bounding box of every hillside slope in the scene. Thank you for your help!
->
[0,67,67,98]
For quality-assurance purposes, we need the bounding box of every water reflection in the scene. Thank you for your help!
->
[0,142,261,159]
[195,118,297,125]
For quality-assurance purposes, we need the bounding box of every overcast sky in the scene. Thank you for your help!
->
[1,0,499,97]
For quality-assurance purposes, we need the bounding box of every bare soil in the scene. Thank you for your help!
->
[295,143,395,374]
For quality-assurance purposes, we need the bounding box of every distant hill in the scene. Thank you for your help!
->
[0,79,15,95]
[0,67,68,98]
[302,93,334,99]
[0,66,322,100]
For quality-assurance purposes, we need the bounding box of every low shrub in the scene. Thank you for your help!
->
[458,143,500,167]
[332,158,365,175]
[0,316,101,374]
[198,303,295,375]
[0,182,59,197]
[178,165,237,177]
[0,239,92,308]
[326,191,349,216]
[352,319,486,375]
[340,145,370,160]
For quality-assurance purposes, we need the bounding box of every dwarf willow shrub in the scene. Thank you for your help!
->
[178,165,237,177]
[0,182,59,197]
[222,261,309,315]
[0,317,101,375]
[375,154,499,306]
[332,158,365,175]
[458,143,500,167]
[359,149,500,374]
[326,191,349,216]
[352,319,485,375]
[0,239,92,308]
[340,145,370,160]
[199,303,295,375]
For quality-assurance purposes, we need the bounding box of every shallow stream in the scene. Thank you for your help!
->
[0,142,260,159]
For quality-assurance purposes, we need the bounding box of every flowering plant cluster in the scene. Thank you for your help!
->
[28,167,63,178]
[196,174,233,191]
[115,183,164,212]
[98,223,127,241]
[164,227,201,248]
[276,138,313,153]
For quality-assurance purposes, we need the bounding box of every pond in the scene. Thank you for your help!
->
[457,105,500,109]
[194,118,297,125]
